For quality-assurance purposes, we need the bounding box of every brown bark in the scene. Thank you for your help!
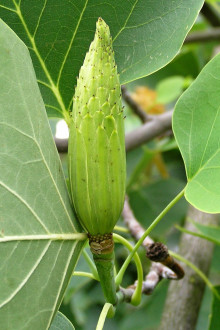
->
[159,206,218,330]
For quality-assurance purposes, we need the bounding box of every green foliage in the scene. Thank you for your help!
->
[0,19,84,329]
[1,1,220,329]
[129,178,187,237]
[156,76,185,104]
[50,312,75,330]
[206,0,220,4]
[128,50,200,91]
[209,286,220,330]
[173,53,220,213]
[0,0,204,118]
[126,147,154,192]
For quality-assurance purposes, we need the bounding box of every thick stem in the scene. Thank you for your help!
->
[89,233,117,305]
[93,251,117,305]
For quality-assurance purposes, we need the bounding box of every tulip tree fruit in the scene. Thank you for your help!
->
[68,18,126,305]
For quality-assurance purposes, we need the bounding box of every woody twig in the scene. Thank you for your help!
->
[120,196,184,297]
[121,85,152,123]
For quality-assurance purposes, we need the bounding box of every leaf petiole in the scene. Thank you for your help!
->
[113,233,143,306]
[82,248,99,280]
[96,303,115,330]
[73,271,99,281]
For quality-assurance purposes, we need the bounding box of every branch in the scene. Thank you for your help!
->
[121,85,153,123]
[125,110,173,152]
[54,137,68,153]
[185,27,220,44]
[159,205,218,330]
[201,3,220,27]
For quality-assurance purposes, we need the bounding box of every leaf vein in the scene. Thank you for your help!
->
[46,241,78,328]
[0,5,16,13]
[113,0,139,42]
[0,241,51,308]
[56,0,89,87]
[33,0,48,38]
[0,181,50,233]
[0,233,87,242]
[0,122,76,232]
[199,105,220,169]
[12,0,69,120]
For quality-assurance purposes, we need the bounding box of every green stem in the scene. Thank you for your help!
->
[73,271,99,281]
[96,303,115,330]
[83,249,99,280]
[113,233,143,306]
[116,188,185,285]
[93,250,117,305]
[169,251,220,300]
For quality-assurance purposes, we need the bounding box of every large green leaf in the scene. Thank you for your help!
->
[0,19,85,329]
[156,76,185,104]
[0,0,203,118]
[173,53,220,213]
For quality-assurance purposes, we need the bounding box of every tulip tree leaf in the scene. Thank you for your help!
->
[49,312,75,330]
[173,53,220,213]
[0,19,85,329]
[0,0,203,118]
[156,76,185,104]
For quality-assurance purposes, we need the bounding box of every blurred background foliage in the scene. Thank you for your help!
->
[50,4,220,329]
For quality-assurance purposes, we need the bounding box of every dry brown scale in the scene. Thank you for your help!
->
[88,233,114,255]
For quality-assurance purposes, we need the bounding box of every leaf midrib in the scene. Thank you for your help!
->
[12,0,69,121]
[56,0,89,87]
[0,233,86,242]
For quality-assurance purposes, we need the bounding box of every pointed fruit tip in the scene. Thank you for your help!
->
[96,17,109,31]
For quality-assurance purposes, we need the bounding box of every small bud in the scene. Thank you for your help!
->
[146,242,169,262]
[68,18,126,235]
[146,242,185,279]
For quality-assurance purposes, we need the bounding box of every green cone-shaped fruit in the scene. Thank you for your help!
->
[68,18,126,236]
